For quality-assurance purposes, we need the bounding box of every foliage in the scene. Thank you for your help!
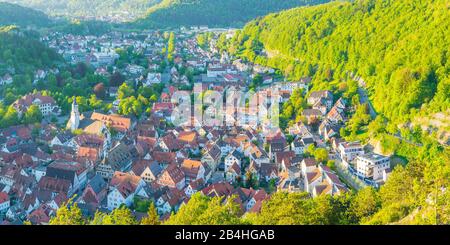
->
[135,0,329,28]
[243,192,354,225]
[0,2,51,28]
[0,27,62,76]
[90,206,138,225]
[4,0,161,22]
[165,193,243,225]
[49,199,85,225]
[140,202,160,225]
[221,0,450,128]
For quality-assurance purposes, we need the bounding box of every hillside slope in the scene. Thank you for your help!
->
[4,0,162,21]
[220,0,450,128]
[135,0,330,28]
[0,2,52,27]
[0,26,63,75]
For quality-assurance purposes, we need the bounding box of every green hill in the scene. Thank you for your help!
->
[0,2,52,27]
[219,0,450,126]
[0,26,63,75]
[135,0,330,28]
[3,0,162,21]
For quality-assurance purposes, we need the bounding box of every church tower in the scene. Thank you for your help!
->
[67,97,80,131]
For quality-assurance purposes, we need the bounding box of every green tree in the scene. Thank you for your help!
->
[141,202,160,225]
[23,104,42,124]
[49,199,85,225]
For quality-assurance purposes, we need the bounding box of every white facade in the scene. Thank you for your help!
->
[356,154,390,181]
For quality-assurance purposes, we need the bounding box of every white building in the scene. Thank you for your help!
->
[338,141,365,165]
[356,153,390,181]
[224,150,242,171]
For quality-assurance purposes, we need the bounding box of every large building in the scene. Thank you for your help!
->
[356,153,390,181]
[13,92,61,117]
[338,141,365,165]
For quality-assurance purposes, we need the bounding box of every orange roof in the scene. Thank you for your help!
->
[178,131,197,143]
[182,159,202,169]
[90,112,131,132]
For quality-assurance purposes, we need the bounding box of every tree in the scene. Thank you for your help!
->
[165,193,242,225]
[0,106,19,128]
[141,202,160,225]
[49,199,85,225]
[350,187,381,222]
[313,148,329,163]
[91,206,138,225]
[117,82,135,100]
[109,72,125,87]
[23,105,42,124]
[93,83,106,98]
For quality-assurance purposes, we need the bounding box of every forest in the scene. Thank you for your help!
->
[134,0,330,28]
[217,0,449,130]
[0,2,52,28]
[3,0,162,21]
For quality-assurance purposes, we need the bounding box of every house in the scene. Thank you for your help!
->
[13,92,61,117]
[291,138,306,155]
[0,192,10,213]
[130,160,162,183]
[181,159,205,184]
[327,98,347,123]
[259,164,278,182]
[96,142,132,179]
[184,178,205,198]
[78,174,107,207]
[225,162,241,183]
[161,93,171,103]
[338,141,365,165]
[311,165,348,197]
[109,87,119,98]
[34,69,47,83]
[302,109,323,124]
[158,133,182,152]
[245,189,268,212]
[45,160,88,195]
[356,153,390,181]
[107,171,145,210]
[319,119,342,141]
[201,182,234,198]
[224,150,243,172]
[0,74,13,86]
[307,90,334,110]
[50,132,74,147]
[155,188,185,215]
[27,205,51,225]
[157,165,185,190]
[145,73,162,86]
[201,144,222,171]
[287,123,313,137]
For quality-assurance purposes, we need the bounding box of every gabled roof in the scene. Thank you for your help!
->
[87,174,107,194]
[201,182,234,198]
[104,142,132,170]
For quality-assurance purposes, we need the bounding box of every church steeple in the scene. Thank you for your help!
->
[67,96,80,131]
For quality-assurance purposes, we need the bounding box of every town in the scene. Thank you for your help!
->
[0,27,392,225]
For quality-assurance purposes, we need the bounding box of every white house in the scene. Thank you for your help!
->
[107,172,146,210]
[356,153,390,181]
[224,150,242,171]
[338,141,365,165]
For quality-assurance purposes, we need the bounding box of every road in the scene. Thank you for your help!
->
[357,84,377,119]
